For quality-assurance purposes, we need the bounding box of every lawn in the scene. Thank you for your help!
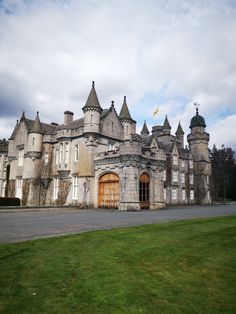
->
[0,216,236,314]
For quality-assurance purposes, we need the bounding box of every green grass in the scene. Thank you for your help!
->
[0,217,236,314]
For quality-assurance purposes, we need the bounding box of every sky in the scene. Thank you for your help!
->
[0,0,236,150]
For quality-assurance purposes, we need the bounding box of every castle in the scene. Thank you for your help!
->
[0,82,211,209]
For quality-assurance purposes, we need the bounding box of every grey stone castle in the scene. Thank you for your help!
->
[0,82,211,209]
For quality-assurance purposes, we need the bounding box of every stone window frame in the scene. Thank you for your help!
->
[172,188,177,200]
[18,148,24,166]
[172,170,179,183]
[74,144,79,161]
[182,189,186,200]
[72,176,79,200]
[190,190,194,200]
[53,178,59,200]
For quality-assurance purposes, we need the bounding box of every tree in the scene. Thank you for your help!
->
[210,145,236,201]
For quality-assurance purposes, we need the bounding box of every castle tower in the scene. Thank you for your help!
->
[175,121,184,148]
[187,105,211,204]
[82,81,102,134]
[119,96,136,140]
[140,120,150,136]
[28,112,43,153]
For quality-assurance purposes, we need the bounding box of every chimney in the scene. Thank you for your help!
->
[64,111,74,126]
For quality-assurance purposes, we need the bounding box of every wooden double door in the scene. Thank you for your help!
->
[98,173,120,209]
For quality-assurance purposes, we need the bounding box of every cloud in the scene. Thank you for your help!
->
[0,0,235,149]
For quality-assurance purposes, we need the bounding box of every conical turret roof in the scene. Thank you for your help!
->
[163,115,171,130]
[119,96,133,121]
[141,120,150,135]
[82,81,102,112]
[175,121,184,135]
[30,112,44,134]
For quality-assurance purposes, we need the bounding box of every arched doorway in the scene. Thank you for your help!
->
[98,173,120,209]
[139,173,150,209]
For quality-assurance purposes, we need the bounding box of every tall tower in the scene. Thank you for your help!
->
[119,96,136,140]
[187,106,211,204]
[82,81,103,134]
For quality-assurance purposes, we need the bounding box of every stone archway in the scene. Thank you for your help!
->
[139,172,150,209]
[98,173,120,209]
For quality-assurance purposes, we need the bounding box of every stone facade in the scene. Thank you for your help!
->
[5,82,211,209]
[0,139,8,197]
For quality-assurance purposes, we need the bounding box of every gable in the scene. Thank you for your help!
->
[100,108,123,140]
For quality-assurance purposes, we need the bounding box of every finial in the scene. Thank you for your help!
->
[111,100,114,107]
[17,120,19,124]
[124,96,126,101]
[92,81,95,87]
[37,111,39,115]
[194,102,200,115]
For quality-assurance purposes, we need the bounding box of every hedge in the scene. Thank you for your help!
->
[0,197,21,206]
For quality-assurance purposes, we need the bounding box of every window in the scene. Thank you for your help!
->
[172,171,178,183]
[90,114,93,125]
[75,145,79,161]
[53,178,59,199]
[163,170,166,181]
[112,122,114,133]
[206,176,209,184]
[56,149,59,165]
[1,181,6,197]
[108,143,115,151]
[181,173,185,184]
[59,143,63,163]
[65,142,69,163]
[173,155,178,165]
[189,160,193,169]
[18,149,24,166]
[72,176,79,200]
[207,190,210,200]
[164,188,166,200]
[182,189,186,200]
[15,178,23,199]
[44,153,49,163]
[126,125,128,135]
[190,190,194,200]
[172,188,177,200]
[32,137,35,146]
[189,174,194,185]
[181,160,185,168]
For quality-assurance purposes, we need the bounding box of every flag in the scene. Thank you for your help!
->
[153,107,159,117]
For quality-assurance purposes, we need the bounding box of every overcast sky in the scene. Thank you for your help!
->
[0,0,236,150]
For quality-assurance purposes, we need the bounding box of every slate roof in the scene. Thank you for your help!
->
[140,121,150,135]
[30,112,44,134]
[175,122,184,135]
[119,96,135,122]
[163,115,171,129]
[82,81,102,111]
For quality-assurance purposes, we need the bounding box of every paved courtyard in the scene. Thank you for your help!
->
[0,203,236,243]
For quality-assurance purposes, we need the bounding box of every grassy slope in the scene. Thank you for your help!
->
[0,217,236,314]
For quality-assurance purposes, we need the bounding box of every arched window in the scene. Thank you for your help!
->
[139,173,150,209]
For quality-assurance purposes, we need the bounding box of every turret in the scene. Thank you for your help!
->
[187,105,211,205]
[140,120,150,136]
[163,115,171,135]
[82,81,102,134]
[175,121,184,148]
[119,96,136,140]
[187,106,209,161]
[28,112,43,153]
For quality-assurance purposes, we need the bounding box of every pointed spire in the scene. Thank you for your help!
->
[163,115,171,130]
[20,111,26,121]
[141,120,150,135]
[119,96,133,121]
[82,81,102,112]
[30,111,44,134]
[175,121,184,135]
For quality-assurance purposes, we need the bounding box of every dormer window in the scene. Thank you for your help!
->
[108,142,115,151]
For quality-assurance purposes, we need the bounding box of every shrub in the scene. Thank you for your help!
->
[0,197,21,206]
